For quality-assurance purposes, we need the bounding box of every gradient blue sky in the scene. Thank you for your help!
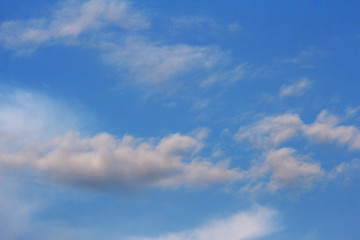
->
[1,0,360,239]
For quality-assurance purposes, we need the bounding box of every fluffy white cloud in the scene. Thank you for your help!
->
[131,206,280,240]
[303,110,360,150]
[264,148,323,192]
[279,78,312,98]
[0,0,149,54]
[0,89,240,190]
[0,131,241,190]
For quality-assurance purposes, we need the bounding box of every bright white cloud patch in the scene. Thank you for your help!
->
[0,0,149,54]
[279,78,311,98]
[132,206,280,240]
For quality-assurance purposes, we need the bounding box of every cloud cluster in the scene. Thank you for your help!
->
[0,0,149,54]
[236,110,360,151]
[132,206,279,240]
[236,110,360,192]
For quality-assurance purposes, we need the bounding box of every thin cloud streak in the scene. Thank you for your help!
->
[102,36,245,91]
[279,78,312,98]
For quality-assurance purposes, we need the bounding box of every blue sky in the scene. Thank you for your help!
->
[1,0,360,239]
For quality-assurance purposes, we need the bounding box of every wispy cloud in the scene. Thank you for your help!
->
[170,16,220,33]
[0,0,149,54]
[328,158,360,181]
[131,206,280,240]
[102,36,245,91]
[277,47,330,65]
[279,78,312,98]
[0,0,246,95]
[169,16,241,35]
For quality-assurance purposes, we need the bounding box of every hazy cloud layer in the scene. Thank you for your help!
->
[0,90,81,150]
[132,206,280,240]
[102,37,245,90]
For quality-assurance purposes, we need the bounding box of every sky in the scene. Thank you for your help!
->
[0,0,360,239]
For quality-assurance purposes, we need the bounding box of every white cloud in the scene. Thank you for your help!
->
[235,113,303,148]
[236,110,360,151]
[240,148,323,193]
[0,0,149,54]
[0,89,240,190]
[235,110,360,193]
[0,131,241,190]
[303,110,360,150]
[279,78,312,98]
[131,206,280,240]
[264,148,323,192]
